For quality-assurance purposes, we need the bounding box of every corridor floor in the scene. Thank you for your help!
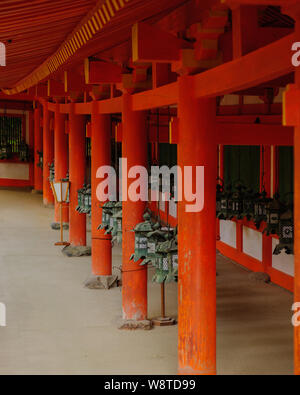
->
[0,189,294,375]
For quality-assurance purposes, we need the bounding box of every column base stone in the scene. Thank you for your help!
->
[62,245,91,257]
[249,272,270,283]
[84,275,119,290]
[118,319,153,331]
[44,203,54,209]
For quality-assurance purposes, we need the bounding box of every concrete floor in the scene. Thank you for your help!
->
[0,189,294,375]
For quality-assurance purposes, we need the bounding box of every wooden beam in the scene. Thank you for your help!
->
[48,79,65,97]
[132,82,178,111]
[194,33,295,98]
[35,83,48,99]
[222,0,297,6]
[217,123,293,145]
[231,5,259,59]
[84,58,122,84]
[64,70,90,93]
[132,22,191,63]
[283,84,300,126]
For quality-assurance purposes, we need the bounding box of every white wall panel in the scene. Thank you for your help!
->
[220,220,237,248]
[243,226,262,261]
[0,163,29,180]
[272,238,294,277]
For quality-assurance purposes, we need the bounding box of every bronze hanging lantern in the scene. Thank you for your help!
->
[231,183,246,220]
[130,212,154,263]
[263,194,283,236]
[273,208,294,255]
[253,190,270,229]
[242,189,256,221]
[216,178,224,217]
[217,184,234,220]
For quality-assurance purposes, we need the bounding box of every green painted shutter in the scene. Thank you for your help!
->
[278,146,293,204]
[224,145,260,192]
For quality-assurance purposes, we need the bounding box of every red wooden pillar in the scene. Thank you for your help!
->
[43,102,54,206]
[91,108,112,275]
[177,76,217,375]
[54,103,69,224]
[294,15,300,377]
[34,105,43,192]
[294,128,299,374]
[69,109,86,246]
[122,93,148,321]
[28,111,34,186]
[261,145,272,274]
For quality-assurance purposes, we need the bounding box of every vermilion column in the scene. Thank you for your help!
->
[91,108,112,275]
[177,76,217,375]
[122,93,148,321]
[34,105,43,192]
[54,104,69,224]
[28,111,34,186]
[295,124,300,375]
[294,16,300,377]
[69,110,86,246]
[43,102,54,206]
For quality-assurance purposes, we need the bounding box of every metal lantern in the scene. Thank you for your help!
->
[50,179,70,246]
[152,239,170,284]
[165,232,178,283]
[216,183,223,217]
[231,183,245,220]
[37,151,43,168]
[48,162,55,182]
[110,202,123,244]
[111,208,123,245]
[130,212,154,263]
[263,194,283,236]
[140,222,168,267]
[242,189,256,221]
[116,210,123,245]
[76,185,91,214]
[98,202,115,231]
[150,228,175,283]
[76,187,84,212]
[253,190,270,229]
[0,143,12,160]
[273,209,294,255]
[151,226,177,327]
[104,202,118,235]
[84,185,91,214]
[217,184,233,220]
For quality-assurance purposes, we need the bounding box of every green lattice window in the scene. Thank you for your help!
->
[224,145,260,192]
[0,116,23,153]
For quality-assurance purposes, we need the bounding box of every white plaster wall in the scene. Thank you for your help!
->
[243,226,263,261]
[272,238,295,277]
[243,96,264,104]
[220,220,237,248]
[0,163,29,180]
[220,95,239,106]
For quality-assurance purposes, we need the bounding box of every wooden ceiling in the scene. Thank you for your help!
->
[0,0,189,92]
[0,0,98,89]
